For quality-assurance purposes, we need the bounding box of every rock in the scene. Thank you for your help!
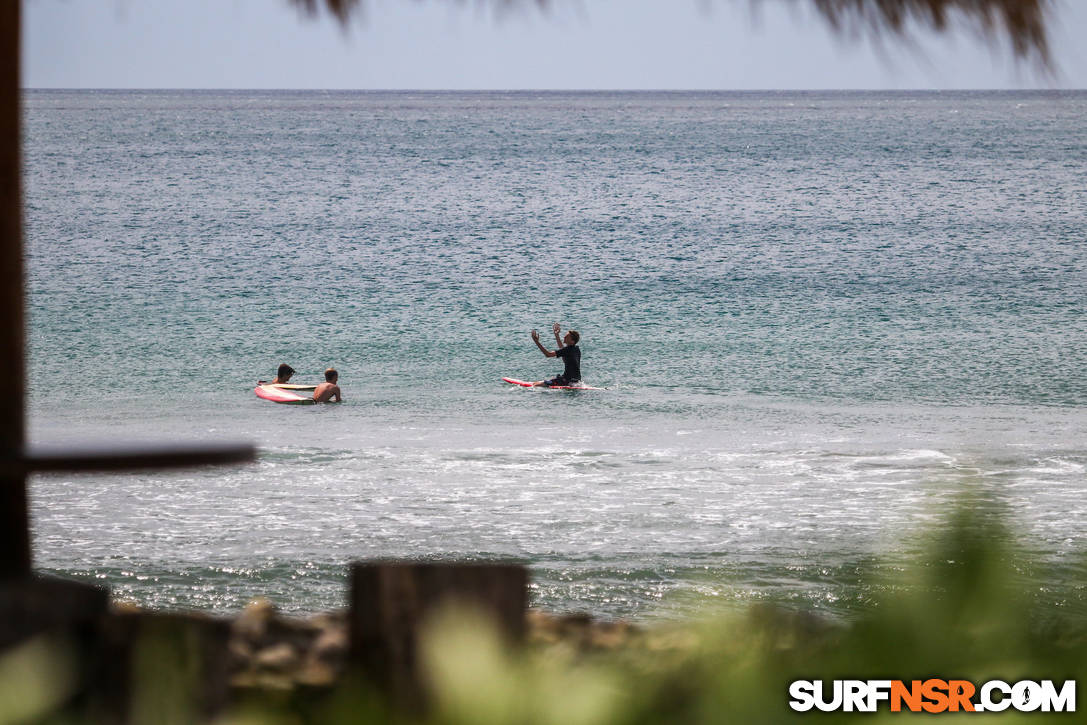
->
[230,670,296,691]
[525,610,642,652]
[308,611,346,630]
[310,624,348,666]
[265,615,322,651]
[589,620,635,650]
[234,597,277,642]
[109,599,143,615]
[227,636,254,668]
[253,642,299,672]
[295,660,338,687]
[557,612,594,649]
[526,609,563,645]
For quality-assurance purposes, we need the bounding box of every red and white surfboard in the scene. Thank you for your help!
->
[254,384,315,405]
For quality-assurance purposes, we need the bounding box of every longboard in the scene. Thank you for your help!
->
[256,383,318,391]
[502,377,604,391]
[254,384,315,405]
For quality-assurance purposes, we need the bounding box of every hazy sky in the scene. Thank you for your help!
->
[23,0,1087,89]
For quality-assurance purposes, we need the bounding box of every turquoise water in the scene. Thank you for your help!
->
[23,90,1087,619]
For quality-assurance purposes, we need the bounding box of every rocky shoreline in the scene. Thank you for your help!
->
[113,599,651,691]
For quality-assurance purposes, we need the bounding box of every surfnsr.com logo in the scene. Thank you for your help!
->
[789,679,1076,713]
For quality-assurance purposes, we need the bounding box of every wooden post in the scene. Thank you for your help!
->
[0,577,111,720]
[349,562,528,705]
[94,611,232,725]
[0,577,109,652]
[0,0,30,579]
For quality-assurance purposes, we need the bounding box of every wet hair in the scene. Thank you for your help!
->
[325,368,338,382]
[567,330,580,344]
[277,363,295,378]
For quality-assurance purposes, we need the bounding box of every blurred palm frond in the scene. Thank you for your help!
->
[288,0,1052,68]
[807,0,1052,65]
[288,0,552,24]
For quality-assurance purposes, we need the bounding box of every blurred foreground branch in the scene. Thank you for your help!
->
[806,0,1052,66]
[289,0,1053,68]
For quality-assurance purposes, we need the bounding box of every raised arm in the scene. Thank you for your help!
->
[531,329,557,358]
[552,322,563,349]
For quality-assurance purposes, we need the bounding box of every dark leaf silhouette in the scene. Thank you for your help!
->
[289,0,1052,67]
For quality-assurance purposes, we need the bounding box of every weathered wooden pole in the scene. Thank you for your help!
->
[349,562,528,706]
[0,0,31,579]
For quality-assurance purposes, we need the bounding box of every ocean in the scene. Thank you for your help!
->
[22,90,1087,620]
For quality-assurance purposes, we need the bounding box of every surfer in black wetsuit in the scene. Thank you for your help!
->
[530,322,581,387]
